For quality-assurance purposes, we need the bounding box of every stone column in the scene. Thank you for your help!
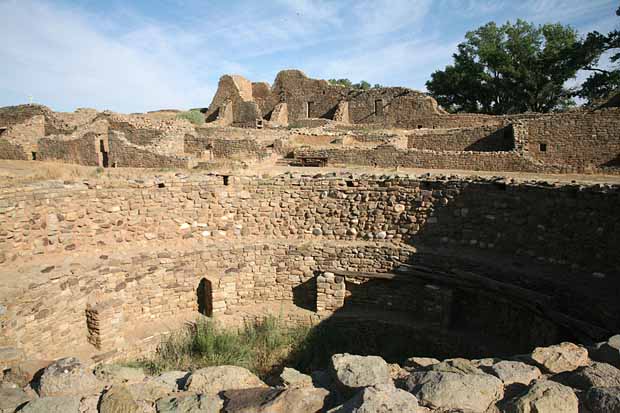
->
[316,272,345,313]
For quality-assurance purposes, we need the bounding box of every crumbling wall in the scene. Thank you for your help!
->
[107,131,191,168]
[37,133,100,166]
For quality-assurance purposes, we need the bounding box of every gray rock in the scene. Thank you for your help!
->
[329,383,423,413]
[150,370,191,393]
[126,380,170,402]
[586,386,620,413]
[530,342,589,373]
[403,357,440,370]
[407,370,503,412]
[93,364,146,384]
[427,358,483,375]
[3,359,52,387]
[222,386,329,413]
[35,357,102,397]
[20,396,81,413]
[330,354,392,393]
[490,361,541,385]
[99,385,139,413]
[608,335,620,350]
[0,386,33,413]
[156,393,224,412]
[558,362,620,390]
[506,380,578,413]
[280,367,313,388]
[184,365,266,394]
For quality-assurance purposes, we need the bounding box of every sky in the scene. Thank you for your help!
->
[0,0,618,113]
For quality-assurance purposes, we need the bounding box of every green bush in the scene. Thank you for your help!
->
[176,110,205,125]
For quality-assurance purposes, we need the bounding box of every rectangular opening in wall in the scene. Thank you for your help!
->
[375,100,383,116]
[99,139,109,167]
[31,152,37,160]
[222,175,229,186]
[306,101,314,118]
[0,127,6,137]
[418,125,424,129]
[539,143,547,152]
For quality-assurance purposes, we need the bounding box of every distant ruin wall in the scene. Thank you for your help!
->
[38,133,100,166]
[408,125,515,152]
[185,135,269,160]
[107,132,190,168]
[0,139,28,160]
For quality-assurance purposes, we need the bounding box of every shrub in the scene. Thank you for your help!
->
[176,110,205,125]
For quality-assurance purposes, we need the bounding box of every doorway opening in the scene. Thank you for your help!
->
[197,278,213,317]
[99,139,109,167]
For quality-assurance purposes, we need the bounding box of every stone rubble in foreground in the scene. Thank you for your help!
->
[1,335,620,413]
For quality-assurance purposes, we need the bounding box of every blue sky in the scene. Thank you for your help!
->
[0,0,618,113]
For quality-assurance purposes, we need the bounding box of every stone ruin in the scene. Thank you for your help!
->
[0,70,620,412]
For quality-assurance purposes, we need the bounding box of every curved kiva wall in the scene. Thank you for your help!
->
[1,175,619,362]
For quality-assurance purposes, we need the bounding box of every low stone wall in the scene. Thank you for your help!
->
[185,135,269,160]
[407,125,514,152]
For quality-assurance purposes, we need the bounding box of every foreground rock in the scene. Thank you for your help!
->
[93,364,146,384]
[222,386,329,413]
[184,365,266,394]
[0,386,33,413]
[156,393,224,412]
[490,360,541,386]
[98,385,139,413]
[20,396,81,413]
[280,367,313,388]
[530,342,589,373]
[557,362,620,390]
[506,380,578,413]
[329,383,424,413]
[35,357,102,397]
[586,386,620,413]
[330,353,391,393]
[407,370,503,412]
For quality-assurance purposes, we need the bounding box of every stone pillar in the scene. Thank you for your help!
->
[85,299,125,351]
[316,272,345,313]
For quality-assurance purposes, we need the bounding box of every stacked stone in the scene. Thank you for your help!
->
[316,272,345,313]
[85,300,125,351]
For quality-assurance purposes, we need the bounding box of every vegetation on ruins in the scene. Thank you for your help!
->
[328,78,382,90]
[176,109,205,125]
[426,19,580,114]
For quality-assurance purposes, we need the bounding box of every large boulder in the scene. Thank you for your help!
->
[184,365,266,394]
[506,380,578,413]
[407,370,503,412]
[35,357,102,397]
[329,383,424,413]
[330,354,391,393]
[222,386,329,413]
[585,386,620,413]
[99,385,139,413]
[530,342,589,374]
[427,358,483,375]
[93,364,146,384]
[156,393,224,413]
[150,370,191,393]
[0,386,33,413]
[2,359,52,387]
[590,335,620,369]
[557,362,620,390]
[489,361,541,386]
[403,357,440,370]
[19,396,81,413]
[126,380,170,402]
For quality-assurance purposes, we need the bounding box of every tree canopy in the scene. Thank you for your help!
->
[426,19,580,114]
[328,79,382,90]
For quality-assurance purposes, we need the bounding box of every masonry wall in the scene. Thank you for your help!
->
[408,125,514,152]
[38,133,100,166]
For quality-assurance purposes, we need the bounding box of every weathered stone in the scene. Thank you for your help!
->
[93,364,146,384]
[530,342,589,373]
[428,358,483,375]
[3,359,52,387]
[506,380,578,413]
[150,370,191,393]
[557,362,620,390]
[20,396,81,413]
[35,357,101,397]
[0,386,33,413]
[328,383,423,413]
[586,386,620,413]
[407,370,503,412]
[222,386,329,413]
[330,353,392,393]
[489,361,541,385]
[403,357,440,370]
[99,385,139,413]
[184,365,266,394]
[156,393,224,413]
[126,381,170,402]
[280,367,313,388]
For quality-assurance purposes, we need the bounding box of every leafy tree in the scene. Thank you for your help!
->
[328,78,376,90]
[373,83,383,89]
[353,80,371,90]
[426,19,580,114]
[328,78,353,88]
[572,6,620,105]
[176,110,204,125]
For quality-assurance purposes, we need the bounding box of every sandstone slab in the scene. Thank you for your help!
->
[20,395,81,413]
[280,367,313,388]
[489,360,541,385]
[99,385,139,413]
[506,380,578,413]
[330,353,391,393]
[156,393,224,413]
[530,342,589,373]
[35,357,102,397]
[329,383,423,413]
[586,386,620,413]
[184,365,266,394]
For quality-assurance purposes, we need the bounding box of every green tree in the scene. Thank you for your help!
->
[573,6,620,105]
[353,80,371,90]
[328,78,353,88]
[426,19,579,114]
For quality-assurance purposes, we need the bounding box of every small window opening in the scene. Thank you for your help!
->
[417,125,424,129]
[222,175,229,186]
[0,127,7,136]
[157,183,166,188]
[539,143,547,152]
[306,102,314,118]
[99,139,109,168]
[375,100,383,116]
[346,180,354,187]
[31,152,37,160]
